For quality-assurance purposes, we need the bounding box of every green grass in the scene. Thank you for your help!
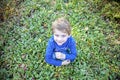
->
[0,0,120,80]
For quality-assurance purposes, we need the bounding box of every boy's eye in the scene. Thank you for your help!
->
[55,34,59,37]
[62,35,66,37]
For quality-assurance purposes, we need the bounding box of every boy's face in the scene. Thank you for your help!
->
[53,29,70,46]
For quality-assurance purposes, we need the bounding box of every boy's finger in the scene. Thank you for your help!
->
[67,60,70,62]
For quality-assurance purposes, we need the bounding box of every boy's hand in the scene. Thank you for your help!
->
[55,52,65,60]
[62,60,70,65]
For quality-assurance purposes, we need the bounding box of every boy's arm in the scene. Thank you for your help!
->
[45,40,62,66]
[62,60,70,65]
[45,53,62,66]
[65,41,77,62]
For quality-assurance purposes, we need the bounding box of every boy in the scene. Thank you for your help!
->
[45,17,77,66]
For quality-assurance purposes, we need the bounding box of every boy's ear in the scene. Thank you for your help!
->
[68,35,71,38]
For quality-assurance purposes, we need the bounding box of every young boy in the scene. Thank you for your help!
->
[45,17,77,66]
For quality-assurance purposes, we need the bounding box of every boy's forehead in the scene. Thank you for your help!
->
[53,29,68,34]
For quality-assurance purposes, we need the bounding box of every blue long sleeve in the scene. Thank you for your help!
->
[62,38,77,62]
[65,43,77,62]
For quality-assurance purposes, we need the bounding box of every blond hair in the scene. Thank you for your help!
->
[52,17,71,35]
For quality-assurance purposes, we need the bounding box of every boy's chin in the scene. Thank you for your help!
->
[57,43,64,46]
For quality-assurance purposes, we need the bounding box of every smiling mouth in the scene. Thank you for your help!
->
[58,42,63,43]
[56,41,64,45]
[57,42,63,44]
[58,42,62,43]
[56,40,64,44]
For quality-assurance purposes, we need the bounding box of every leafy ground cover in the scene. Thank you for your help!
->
[0,0,120,80]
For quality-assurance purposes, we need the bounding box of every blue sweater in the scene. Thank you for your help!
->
[45,36,77,66]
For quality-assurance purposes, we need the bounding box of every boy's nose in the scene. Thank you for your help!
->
[57,37,62,41]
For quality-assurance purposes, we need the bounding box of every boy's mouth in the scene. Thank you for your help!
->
[57,41,64,45]
[57,41,63,43]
